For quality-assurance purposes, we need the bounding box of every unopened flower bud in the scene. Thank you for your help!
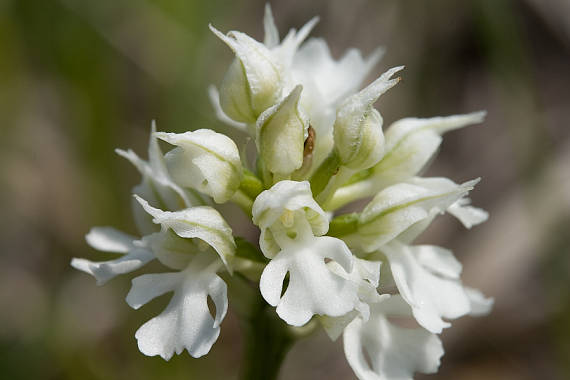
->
[333,66,403,171]
[256,85,308,178]
[155,129,242,204]
[210,25,283,123]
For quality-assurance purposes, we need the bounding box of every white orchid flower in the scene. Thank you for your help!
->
[381,241,492,334]
[253,180,360,326]
[343,295,444,380]
[259,216,359,326]
[252,180,328,257]
[339,177,479,252]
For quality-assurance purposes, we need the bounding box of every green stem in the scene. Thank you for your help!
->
[239,299,295,380]
[231,190,254,217]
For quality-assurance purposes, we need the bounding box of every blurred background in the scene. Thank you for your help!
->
[1,0,569,379]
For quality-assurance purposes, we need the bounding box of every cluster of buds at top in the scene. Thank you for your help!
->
[72,5,492,379]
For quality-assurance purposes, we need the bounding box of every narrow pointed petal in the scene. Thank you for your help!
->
[263,3,279,48]
[207,85,248,131]
[465,287,494,316]
[116,123,194,211]
[73,227,154,285]
[71,248,154,286]
[448,197,489,228]
[85,227,135,253]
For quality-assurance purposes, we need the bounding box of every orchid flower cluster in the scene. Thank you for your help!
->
[72,5,493,379]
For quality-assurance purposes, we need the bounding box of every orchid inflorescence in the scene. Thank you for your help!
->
[72,5,493,379]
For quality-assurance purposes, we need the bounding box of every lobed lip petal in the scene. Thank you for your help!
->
[259,235,358,326]
[382,241,471,334]
[343,295,444,380]
[128,253,228,360]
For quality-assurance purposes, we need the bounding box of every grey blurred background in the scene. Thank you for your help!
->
[1,0,569,379]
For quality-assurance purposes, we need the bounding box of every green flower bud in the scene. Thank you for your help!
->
[256,85,308,178]
[155,129,243,204]
[333,66,403,171]
[211,25,283,123]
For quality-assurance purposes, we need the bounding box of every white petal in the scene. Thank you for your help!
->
[369,129,442,191]
[144,230,202,270]
[384,112,486,153]
[362,111,486,195]
[263,3,279,48]
[465,287,494,316]
[383,242,470,333]
[335,66,402,136]
[207,85,248,131]
[157,129,242,203]
[85,227,135,253]
[448,197,489,228]
[210,25,283,118]
[292,38,383,106]
[343,296,444,380]
[344,177,478,252]
[126,271,183,310]
[252,180,329,257]
[414,245,462,279]
[73,227,154,285]
[333,66,403,170]
[259,235,358,326]
[135,196,235,271]
[71,249,153,286]
[322,258,387,341]
[275,16,319,69]
[116,122,195,211]
[131,254,228,360]
[252,180,328,232]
